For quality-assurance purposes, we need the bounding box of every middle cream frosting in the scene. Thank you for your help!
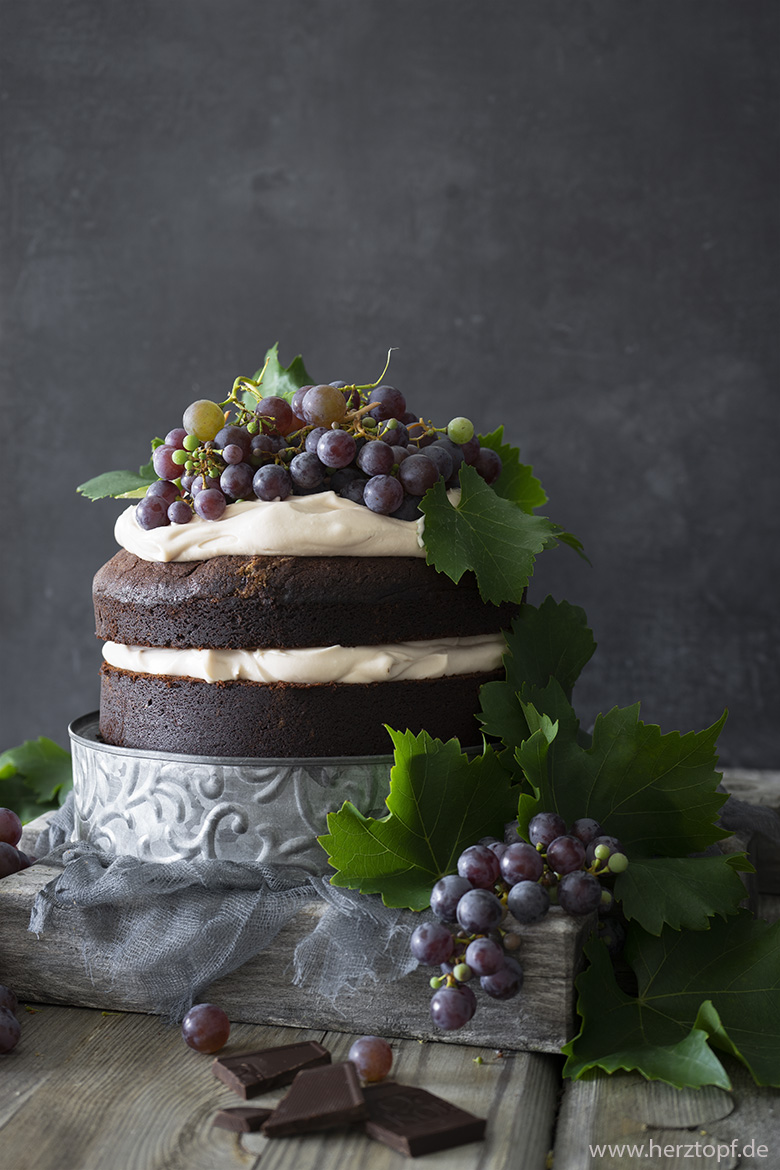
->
[102,633,506,685]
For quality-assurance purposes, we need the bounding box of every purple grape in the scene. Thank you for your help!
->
[256,396,293,435]
[584,835,625,866]
[0,985,18,1014]
[557,871,603,915]
[430,985,475,1031]
[340,480,366,505]
[528,811,567,849]
[398,454,439,495]
[570,818,603,846]
[474,447,502,485]
[456,845,500,890]
[215,425,252,456]
[180,474,195,492]
[146,479,180,506]
[219,462,254,500]
[347,1035,393,1083]
[432,436,465,472]
[430,875,473,923]
[302,385,347,426]
[152,444,180,480]
[421,445,454,480]
[546,835,587,875]
[191,474,220,497]
[464,937,505,977]
[363,475,404,515]
[317,429,357,469]
[500,842,544,885]
[456,888,504,934]
[461,435,481,465]
[181,1003,231,1053]
[304,426,328,454]
[221,443,244,465]
[167,499,193,524]
[289,452,326,489]
[357,440,395,477]
[480,956,523,1001]
[376,419,409,447]
[193,488,227,521]
[0,1007,21,1053]
[251,432,280,455]
[389,494,423,521]
[16,851,35,870]
[410,921,454,965]
[487,841,507,861]
[507,880,550,924]
[135,495,170,530]
[253,464,293,501]
[366,385,406,421]
[0,808,22,847]
[292,385,313,418]
[0,842,23,878]
[165,427,187,449]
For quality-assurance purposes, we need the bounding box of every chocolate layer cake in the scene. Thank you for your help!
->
[94,504,517,757]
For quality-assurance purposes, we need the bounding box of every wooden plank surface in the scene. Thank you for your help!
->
[1,858,591,1053]
[0,1006,560,1170]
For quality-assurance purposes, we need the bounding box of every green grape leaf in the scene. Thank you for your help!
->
[77,468,156,501]
[563,914,780,1089]
[515,697,729,859]
[614,854,754,935]
[477,427,547,512]
[420,465,560,605]
[318,729,517,909]
[0,737,73,821]
[251,342,314,404]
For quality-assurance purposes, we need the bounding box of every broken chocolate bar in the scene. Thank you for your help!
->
[212,1040,331,1099]
[262,1061,367,1138]
[362,1081,486,1157]
[212,1106,274,1133]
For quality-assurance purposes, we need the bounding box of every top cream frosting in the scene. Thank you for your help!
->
[114,491,438,562]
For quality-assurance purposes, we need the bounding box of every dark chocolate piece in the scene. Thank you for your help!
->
[212,1040,331,1099]
[212,1106,274,1133]
[362,1081,486,1157]
[262,1061,367,1138]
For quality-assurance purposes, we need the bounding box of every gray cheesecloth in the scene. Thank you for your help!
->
[30,794,417,1021]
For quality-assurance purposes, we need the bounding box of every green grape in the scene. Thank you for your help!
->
[172,449,188,466]
[447,416,475,444]
[607,852,629,873]
[182,400,225,442]
[453,962,473,983]
[301,384,348,427]
[593,843,611,862]
[183,434,200,452]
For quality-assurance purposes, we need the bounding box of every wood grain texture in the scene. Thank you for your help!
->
[722,769,780,894]
[2,861,593,1053]
[0,1006,558,1170]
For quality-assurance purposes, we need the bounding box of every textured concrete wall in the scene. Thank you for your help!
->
[2,1,778,766]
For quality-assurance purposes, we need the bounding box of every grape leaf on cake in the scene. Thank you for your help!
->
[479,598,596,762]
[563,914,780,1089]
[319,729,517,910]
[477,427,548,512]
[250,342,314,404]
[516,695,729,858]
[0,737,72,822]
[77,441,161,501]
[420,465,560,605]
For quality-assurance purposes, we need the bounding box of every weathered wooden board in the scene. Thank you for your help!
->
[0,1005,560,1170]
[1,858,592,1054]
[552,1059,780,1170]
[722,768,780,894]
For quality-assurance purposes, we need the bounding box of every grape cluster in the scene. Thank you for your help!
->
[135,371,503,531]
[0,807,35,880]
[0,983,21,1053]
[411,812,628,1032]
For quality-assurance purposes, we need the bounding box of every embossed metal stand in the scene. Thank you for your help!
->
[69,713,392,873]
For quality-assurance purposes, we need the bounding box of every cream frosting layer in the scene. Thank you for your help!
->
[114,491,449,562]
[102,633,505,685]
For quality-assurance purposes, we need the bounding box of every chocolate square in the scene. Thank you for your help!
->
[212,1106,274,1133]
[262,1061,367,1138]
[212,1040,331,1099]
[363,1081,486,1157]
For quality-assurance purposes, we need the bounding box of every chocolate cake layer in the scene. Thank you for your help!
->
[93,550,518,650]
[99,662,501,757]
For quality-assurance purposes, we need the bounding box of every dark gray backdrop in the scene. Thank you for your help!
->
[2,1,778,767]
